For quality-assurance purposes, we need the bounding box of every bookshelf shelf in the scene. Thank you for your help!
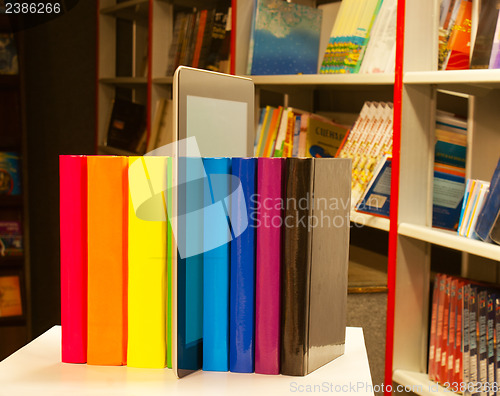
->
[99,77,148,87]
[250,73,395,89]
[350,211,390,232]
[100,0,149,20]
[151,77,174,85]
[393,370,450,396]
[398,223,500,262]
[404,70,500,95]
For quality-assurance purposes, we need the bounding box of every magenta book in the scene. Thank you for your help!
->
[255,157,284,374]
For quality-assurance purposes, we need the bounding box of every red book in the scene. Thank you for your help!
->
[432,274,447,381]
[454,280,464,386]
[60,155,88,363]
[428,274,441,380]
[446,277,458,385]
[437,276,451,384]
[255,158,284,374]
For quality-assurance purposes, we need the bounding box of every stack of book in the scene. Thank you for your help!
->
[166,3,232,76]
[439,0,500,70]
[432,111,467,230]
[336,101,394,215]
[458,157,500,244]
[319,0,397,74]
[59,155,351,376]
[428,273,500,392]
[254,106,349,159]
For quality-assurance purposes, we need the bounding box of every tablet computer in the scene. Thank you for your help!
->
[172,66,254,378]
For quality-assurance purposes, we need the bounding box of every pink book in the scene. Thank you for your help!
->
[255,158,284,374]
[60,155,88,363]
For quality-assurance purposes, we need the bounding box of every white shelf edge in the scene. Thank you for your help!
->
[404,70,500,85]
[249,73,395,86]
[398,223,500,262]
[350,211,390,232]
[393,370,453,396]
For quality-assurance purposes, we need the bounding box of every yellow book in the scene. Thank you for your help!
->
[127,156,168,368]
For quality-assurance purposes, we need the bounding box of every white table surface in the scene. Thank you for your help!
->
[0,326,373,396]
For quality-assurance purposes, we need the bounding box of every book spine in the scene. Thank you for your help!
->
[478,290,488,394]
[281,158,313,376]
[469,286,479,392]
[463,283,471,386]
[230,158,257,373]
[434,275,447,381]
[437,276,451,383]
[255,157,284,374]
[475,159,500,242]
[487,293,496,396]
[127,156,168,368]
[60,155,88,364]
[87,156,128,366]
[429,274,441,380]
[203,158,231,372]
[454,281,464,386]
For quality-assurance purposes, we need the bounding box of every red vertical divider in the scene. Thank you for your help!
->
[147,0,153,147]
[230,0,236,75]
[385,0,406,394]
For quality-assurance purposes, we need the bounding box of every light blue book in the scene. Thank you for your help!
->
[202,157,231,371]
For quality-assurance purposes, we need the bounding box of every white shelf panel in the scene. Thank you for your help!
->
[250,73,395,87]
[100,0,149,20]
[350,211,390,232]
[404,70,500,95]
[393,370,453,396]
[99,77,148,88]
[398,223,500,262]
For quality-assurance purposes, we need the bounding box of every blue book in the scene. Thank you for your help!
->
[432,170,465,230]
[356,156,392,218]
[229,158,256,373]
[475,158,500,242]
[202,158,231,371]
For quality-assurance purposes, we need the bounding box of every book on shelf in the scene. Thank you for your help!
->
[441,0,473,70]
[254,106,349,159]
[319,0,385,74]
[336,101,394,213]
[470,0,500,69]
[0,152,21,196]
[281,157,350,376]
[358,0,397,74]
[60,156,87,364]
[428,274,500,392]
[0,33,18,75]
[457,178,489,238]
[166,3,232,75]
[0,220,22,257]
[127,156,168,369]
[490,210,500,244]
[105,98,147,154]
[474,157,500,244]
[247,0,323,75]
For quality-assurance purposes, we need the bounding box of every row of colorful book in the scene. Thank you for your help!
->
[166,4,232,76]
[439,0,500,70]
[60,155,350,376]
[428,273,500,392]
[457,157,500,245]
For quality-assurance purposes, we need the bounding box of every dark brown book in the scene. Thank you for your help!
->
[280,157,351,376]
[105,98,146,153]
[490,210,500,244]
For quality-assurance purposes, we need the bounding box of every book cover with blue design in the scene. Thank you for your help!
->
[248,0,322,75]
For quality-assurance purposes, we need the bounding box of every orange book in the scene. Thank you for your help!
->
[87,156,128,366]
[263,107,283,157]
[445,0,472,70]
